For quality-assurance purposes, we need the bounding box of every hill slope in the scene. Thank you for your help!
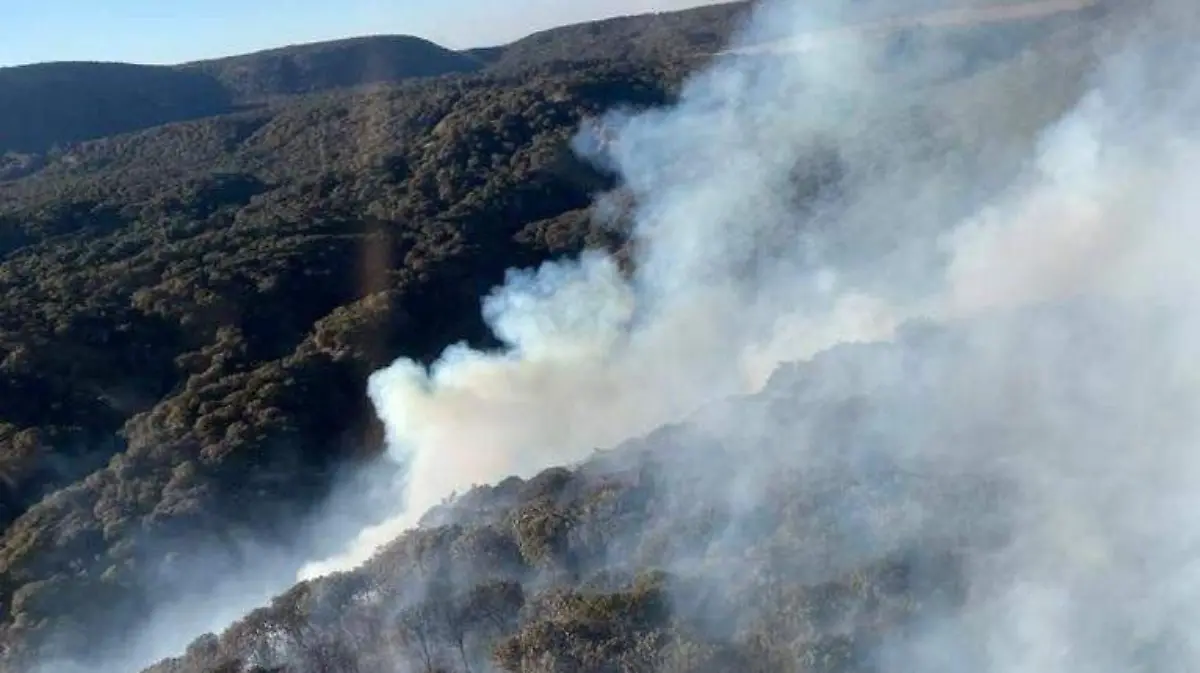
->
[0,4,746,156]
[481,2,749,73]
[0,63,233,154]
[0,1,1120,672]
[181,35,488,101]
[0,36,484,155]
[142,324,1004,673]
[0,57,680,671]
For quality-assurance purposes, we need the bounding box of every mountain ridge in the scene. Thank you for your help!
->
[179,35,489,102]
[0,3,749,156]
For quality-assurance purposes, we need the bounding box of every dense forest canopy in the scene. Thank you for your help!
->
[3,1,1188,672]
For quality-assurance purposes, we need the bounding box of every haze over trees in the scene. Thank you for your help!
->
[0,1,1148,672]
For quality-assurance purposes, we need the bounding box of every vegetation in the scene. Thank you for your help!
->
[0,55,690,669]
[0,2,1112,671]
[0,4,746,155]
[141,336,999,673]
[183,36,489,102]
[479,2,748,74]
[0,63,234,154]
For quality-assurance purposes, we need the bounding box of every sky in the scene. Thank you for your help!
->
[0,0,720,67]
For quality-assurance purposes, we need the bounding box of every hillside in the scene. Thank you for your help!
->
[143,302,1169,673]
[181,36,487,102]
[142,324,1006,673]
[0,1,1145,672]
[0,63,234,154]
[480,2,749,73]
[0,53,690,670]
[0,6,745,156]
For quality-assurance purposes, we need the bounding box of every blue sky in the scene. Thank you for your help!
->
[1,0,715,67]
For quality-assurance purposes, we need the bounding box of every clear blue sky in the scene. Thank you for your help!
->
[1,0,715,67]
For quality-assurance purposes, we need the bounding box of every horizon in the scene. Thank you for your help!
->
[0,0,722,68]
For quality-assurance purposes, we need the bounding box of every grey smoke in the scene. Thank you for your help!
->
[300,0,1102,579]
[60,0,1200,670]
[302,0,1200,667]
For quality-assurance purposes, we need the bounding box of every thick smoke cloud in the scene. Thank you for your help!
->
[37,0,1200,671]
[300,0,1097,580]
[279,0,1200,669]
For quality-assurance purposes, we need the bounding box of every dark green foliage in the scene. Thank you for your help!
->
[183,36,488,102]
[482,3,749,74]
[0,63,234,154]
[0,49,683,672]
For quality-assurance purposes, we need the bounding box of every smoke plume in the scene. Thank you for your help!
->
[287,0,1200,668]
[302,0,1102,571]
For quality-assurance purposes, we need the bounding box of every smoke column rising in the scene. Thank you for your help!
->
[298,6,1200,670]
[31,0,1200,671]
[299,0,1079,580]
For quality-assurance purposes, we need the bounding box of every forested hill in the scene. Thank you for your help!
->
[0,3,749,156]
[179,36,488,102]
[0,1,1110,672]
[0,63,236,155]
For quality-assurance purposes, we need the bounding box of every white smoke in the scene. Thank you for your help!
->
[293,21,1200,673]
[300,0,1123,580]
[39,0,1200,670]
[268,0,1200,669]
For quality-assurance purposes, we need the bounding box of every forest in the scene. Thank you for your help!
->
[0,1,1135,671]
